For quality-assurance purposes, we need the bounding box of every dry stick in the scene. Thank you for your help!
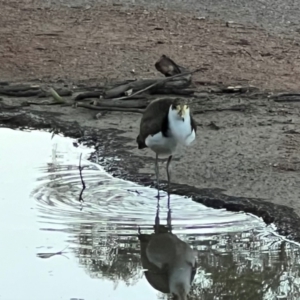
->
[49,88,65,103]
[86,98,148,108]
[79,153,86,203]
[270,93,300,98]
[23,100,66,106]
[111,68,204,101]
[76,103,144,114]
[77,102,246,115]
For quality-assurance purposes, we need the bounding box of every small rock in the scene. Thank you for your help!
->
[226,21,235,27]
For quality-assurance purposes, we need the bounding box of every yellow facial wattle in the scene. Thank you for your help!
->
[176,104,188,118]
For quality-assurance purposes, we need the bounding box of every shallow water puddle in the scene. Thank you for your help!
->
[1,128,300,300]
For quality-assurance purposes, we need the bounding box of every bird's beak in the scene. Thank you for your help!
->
[177,105,187,120]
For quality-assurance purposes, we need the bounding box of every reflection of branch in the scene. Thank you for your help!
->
[79,153,87,203]
[263,269,285,294]
[37,245,69,259]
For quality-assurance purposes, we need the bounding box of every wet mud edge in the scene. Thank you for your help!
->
[1,107,300,241]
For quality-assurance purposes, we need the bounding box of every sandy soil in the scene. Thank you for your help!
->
[2,1,300,222]
[1,1,300,91]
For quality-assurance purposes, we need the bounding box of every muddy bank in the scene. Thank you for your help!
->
[1,82,300,241]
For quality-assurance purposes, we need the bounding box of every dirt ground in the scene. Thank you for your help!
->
[2,0,300,91]
[2,1,300,229]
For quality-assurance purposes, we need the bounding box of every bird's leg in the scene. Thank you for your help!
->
[166,155,173,197]
[167,208,172,232]
[155,198,160,233]
[155,153,160,199]
[166,155,172,229]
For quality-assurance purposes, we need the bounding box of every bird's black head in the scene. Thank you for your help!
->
[171,101,189,119]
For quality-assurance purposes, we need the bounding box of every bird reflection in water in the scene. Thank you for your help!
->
[138,200,198,300]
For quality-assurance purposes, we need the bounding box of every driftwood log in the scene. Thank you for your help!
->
[71,55,205,114]
[101,55,194,99]
[89,99,149,109]
[0,56,205,115]
[270,93,300,103]
[0,84,73,98]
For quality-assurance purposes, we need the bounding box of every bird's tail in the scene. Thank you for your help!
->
[136,135,147,149]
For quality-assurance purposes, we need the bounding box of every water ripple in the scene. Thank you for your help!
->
[27,131,300,300]
[33,157,266,236]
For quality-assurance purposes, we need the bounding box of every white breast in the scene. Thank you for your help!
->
[168,107,196,146]
[145,131,177,156]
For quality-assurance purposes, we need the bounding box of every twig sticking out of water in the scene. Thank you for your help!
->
[37,245,69,260]
[78,153,87,203]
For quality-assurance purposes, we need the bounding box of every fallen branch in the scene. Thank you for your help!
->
[93,99,148,108]
[74,91,103,101]
[38,88,72,98]
[76,103,144,113]
[274,99,300,103]
[104,78,192,98]
[103,79,157,99]
[0,90,41,97]
[22,100,68,106]
[153,88,195,96]
[110,68,204,101]
[0,84,40,92]
[270,93,300,98]
[78,101,244,115]
[103,54,204,99]
[216,86,257,94]
[105,79,137,89]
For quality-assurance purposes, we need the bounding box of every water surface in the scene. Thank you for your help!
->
[1,128,300,300]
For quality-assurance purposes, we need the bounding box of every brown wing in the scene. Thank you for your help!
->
[137,98,176,148]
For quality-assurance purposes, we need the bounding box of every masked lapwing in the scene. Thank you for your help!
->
[136,98,197,198]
